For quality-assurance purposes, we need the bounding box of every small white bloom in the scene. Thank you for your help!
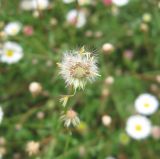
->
[63,0,75,3]
[0,41,23,64]
[66,9,86,28]
[20,0,49,10]
[135,93,159,115]
[20,0,36,10]
[112,0,129,6]
[4,22,22,36]
[32,0,49,10]
[59,48,99,90]
[126,115,151,140]
[60,110,80,127]
[0,107,3,124]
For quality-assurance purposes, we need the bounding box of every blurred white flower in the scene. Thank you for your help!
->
[0,107,3,124]
[135,93,159,115]
[20,0,49,10]
[58,47,99,90]
[60,109,80,127]
[78,0,91,5]
[32,0,49,10]
[26,141,40,156]
[63,0,75,3]
[0,41,23,64]
[112,0,129,6]
[126,115,151,140]
[4,22,22,36]
[66,9,86,28]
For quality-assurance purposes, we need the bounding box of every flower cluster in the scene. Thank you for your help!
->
[0,21,23,64]
[126,93,159,140]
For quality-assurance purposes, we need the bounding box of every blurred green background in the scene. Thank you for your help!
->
[0,0,160,158]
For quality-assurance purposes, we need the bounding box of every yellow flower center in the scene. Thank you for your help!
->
[144,103,150,108]
[12,28,17,34]
[6,50,14,57]
[135,124,142,132]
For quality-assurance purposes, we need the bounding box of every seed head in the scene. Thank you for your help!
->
[60,109,80,127]
[58,47,100,90]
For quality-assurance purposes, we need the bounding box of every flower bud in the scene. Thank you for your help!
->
[29,82,42,96]
[102,43,114,54]
[151,126,160,140]
[102,115,112,126]
[105,76,114,85]
[140,23,149,33]
[101,88,110,97]
[142,13,152,23]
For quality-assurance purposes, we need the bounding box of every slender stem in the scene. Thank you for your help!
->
[64,130,72,152]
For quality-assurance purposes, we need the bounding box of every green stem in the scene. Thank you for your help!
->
[64,130,72,152]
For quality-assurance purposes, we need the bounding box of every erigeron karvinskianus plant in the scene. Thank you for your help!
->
[58,46,100,127]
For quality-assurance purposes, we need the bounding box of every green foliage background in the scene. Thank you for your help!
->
[0,0,160,158]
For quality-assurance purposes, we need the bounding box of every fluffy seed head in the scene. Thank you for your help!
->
[59,47,100,90]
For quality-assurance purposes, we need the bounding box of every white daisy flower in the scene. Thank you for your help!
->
[66,9,87,28]
[126,115,151,140]
[20,0,49,11]
[60,109,80,127]
[63,0,75,3]
[58,47,99,90]
[112,0,129,6]
[0,41,23,64]
[4,22,22,36]
[135,93,159,115]
[0,107,3,124]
